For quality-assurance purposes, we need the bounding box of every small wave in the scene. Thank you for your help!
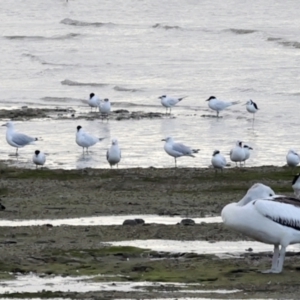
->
[267,37,300,49]
[22,53,76,67]
[41,97,81,103]
[60,18,114,27]
[113,86,142,92]
[226,28,257,35]
[61,79,108,87]
[5,33,80,40]
[279,40,300,49]
[152,23,181,30]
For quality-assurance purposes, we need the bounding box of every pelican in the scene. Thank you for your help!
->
[222,183,300,273]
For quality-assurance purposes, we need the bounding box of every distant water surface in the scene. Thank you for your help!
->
[1,0,300,169]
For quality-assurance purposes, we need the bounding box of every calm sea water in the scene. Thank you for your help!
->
[0,0,300,169]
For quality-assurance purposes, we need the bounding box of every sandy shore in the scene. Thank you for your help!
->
[0,164,299,298]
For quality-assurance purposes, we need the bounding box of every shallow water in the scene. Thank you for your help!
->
[0,274,240,294]
[108,240,300,255]
[0,215,221,227]
[1,0,300,169]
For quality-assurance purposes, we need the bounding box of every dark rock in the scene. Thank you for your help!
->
[114,109,130,114]
[180,218,195,226]
[134,218,145,224]
[122,219,138,226]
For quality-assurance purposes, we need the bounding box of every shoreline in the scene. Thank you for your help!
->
[0,164,299,299]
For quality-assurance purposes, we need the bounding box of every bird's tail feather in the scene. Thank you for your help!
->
[178,96,188,101]
[192,149,200,153]
[230,100,240,106]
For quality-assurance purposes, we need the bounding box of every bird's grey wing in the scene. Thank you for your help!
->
[168,98,178,106]
[12,133,35,146]
[172,142,191,154]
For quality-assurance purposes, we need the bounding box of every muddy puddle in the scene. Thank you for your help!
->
[0,274,240,294]
[0,215,221,227]
[108,240,300,256]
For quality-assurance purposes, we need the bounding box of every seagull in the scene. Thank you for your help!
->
[2,121,38,155]
[222,183,300,273]
[286,149,300,167]
[162,137,199,167]
[244,99,259,120]
[158,95,187,114]
[107,139,121,168]
[88,93,101,111]
[99,98,111,120]
[211,150,226,173]
[32,150,46,169]
[206,96,240,117]
[230,141,245,167]
[76,125,105,152]
[292,174,300,198]
[242,145,253,166]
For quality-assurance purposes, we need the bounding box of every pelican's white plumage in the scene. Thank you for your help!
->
[76,125,105,152]
[230,141,245,167]
[222,183,300,273]
[162,137,199,167]
[32,150,46,168]
[286,149,300,167]
[158,95,187,114]
[206,96,240,117]
[2,121,38,155]
[242,144,253,166]
[107,139,121,168]
[211,150,226,171]
[88,93,101,111]
[292,174,300,198]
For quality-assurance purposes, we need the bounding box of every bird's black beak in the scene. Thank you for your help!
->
[161,139,166,141]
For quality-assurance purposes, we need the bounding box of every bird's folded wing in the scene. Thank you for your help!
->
[12,133,34,145]
[253,197,300,230]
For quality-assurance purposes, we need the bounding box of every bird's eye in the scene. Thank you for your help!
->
[269,194,273,196]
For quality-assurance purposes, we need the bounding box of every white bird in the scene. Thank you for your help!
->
[222,183,300,273]
[230,141,245,167]
[206,96,240,118]
[292,174,300,198]
[88,93,101,111]
[286,149,300,167]
[162,137,199,167]
[2,121,38,155]
[106,139,121,168]
[76,125,105,152]
[99,98,111,120]
[158,95,187,114]
[245,99,259,120]
[211,150,226,172]
[242,144,253,166]
[32,150,46,169]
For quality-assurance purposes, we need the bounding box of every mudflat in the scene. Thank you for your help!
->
[0,164,299,299]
